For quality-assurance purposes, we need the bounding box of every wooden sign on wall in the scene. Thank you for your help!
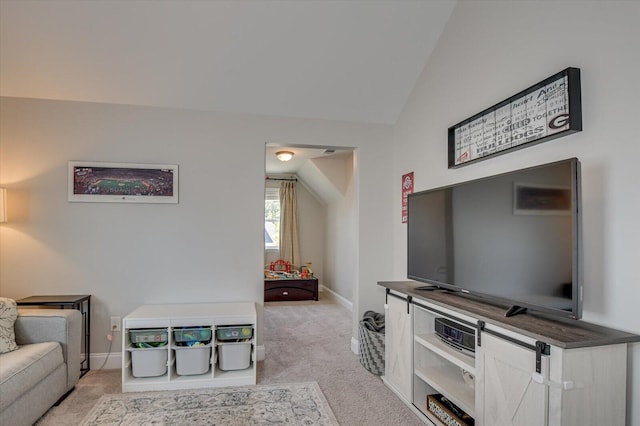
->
[448,67,582,168]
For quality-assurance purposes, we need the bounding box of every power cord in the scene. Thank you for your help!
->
[97,324,118,370]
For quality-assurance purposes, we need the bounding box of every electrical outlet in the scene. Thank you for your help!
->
[110,316,121,332]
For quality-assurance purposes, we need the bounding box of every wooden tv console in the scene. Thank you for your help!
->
[378,281,640,426]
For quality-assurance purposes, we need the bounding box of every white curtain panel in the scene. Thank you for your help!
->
[279,181,300,267]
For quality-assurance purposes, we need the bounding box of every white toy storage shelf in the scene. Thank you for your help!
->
[122,302,256,392]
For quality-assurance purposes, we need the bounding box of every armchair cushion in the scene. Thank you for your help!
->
[0,297,18,354]
[14,309,82,390]
[0,341,63,412]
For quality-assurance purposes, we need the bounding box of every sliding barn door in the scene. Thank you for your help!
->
[479,333,548,426]
[384,295,413,402]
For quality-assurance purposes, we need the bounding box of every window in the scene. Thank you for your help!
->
[265,187,280,250]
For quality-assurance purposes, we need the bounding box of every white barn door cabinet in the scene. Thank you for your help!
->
[379,282,639,426]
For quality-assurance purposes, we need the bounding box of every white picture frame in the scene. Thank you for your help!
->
[68,161,179,203]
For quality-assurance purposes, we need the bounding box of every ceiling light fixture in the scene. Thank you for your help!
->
[276,151,294,162]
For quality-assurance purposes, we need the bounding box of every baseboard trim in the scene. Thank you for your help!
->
[322,286,353,312]
[256,344,265,361]
[351,336,359,355]
[90,352,122,370]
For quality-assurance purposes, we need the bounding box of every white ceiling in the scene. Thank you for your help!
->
[0,0,455,125]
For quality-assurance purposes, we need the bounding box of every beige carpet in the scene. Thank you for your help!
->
[37,293,422,425]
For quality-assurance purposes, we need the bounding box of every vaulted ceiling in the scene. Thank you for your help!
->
[0,0,455,125]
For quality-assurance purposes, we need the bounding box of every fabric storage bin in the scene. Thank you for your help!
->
[358,311,385,375]
[174,345,211,375]
[216,326,253,341]
[218,341,252,371]
[128,346,168,377]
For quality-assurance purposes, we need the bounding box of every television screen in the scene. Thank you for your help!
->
[407,158,582,319]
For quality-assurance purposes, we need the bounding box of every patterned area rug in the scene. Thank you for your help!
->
[80,382,338,425]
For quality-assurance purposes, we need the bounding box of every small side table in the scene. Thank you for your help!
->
[16,295,91,377]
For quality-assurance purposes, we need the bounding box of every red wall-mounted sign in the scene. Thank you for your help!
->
[401,172,414,223]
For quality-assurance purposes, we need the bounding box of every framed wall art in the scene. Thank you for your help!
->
[448,67,582,168]
[68,161,179,203]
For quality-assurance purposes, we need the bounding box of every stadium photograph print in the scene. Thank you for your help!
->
[68,161,179,203]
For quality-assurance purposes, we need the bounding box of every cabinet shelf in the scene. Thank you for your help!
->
[415,332,475,374]
[213,365,256,382]
[170,367,213,382]
[414,364,475,417]
[423,409,453,426]
[413,306,476,419]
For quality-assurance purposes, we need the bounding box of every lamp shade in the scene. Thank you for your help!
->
[276,151,294,162]
[0,188,6,223]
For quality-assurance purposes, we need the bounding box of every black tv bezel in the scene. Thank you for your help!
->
[407,158,582,320]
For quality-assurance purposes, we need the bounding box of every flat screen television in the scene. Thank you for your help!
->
[407,158,582,319]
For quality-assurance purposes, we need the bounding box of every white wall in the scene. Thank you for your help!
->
[392,1,640,423]
[324,153,357,300]
[296,180,325,283]
[0,97,394,355]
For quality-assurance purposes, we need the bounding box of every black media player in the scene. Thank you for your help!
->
[434,317,475,354]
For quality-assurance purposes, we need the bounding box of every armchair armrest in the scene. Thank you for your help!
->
[14,309,82,391]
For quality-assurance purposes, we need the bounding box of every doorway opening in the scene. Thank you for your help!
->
[263,143,356,308]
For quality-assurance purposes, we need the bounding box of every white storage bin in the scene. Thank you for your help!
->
[128,346,168,377]
[174,345,211,375]
[218,342,252,371]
